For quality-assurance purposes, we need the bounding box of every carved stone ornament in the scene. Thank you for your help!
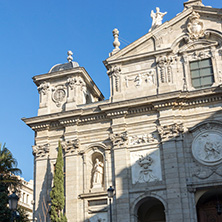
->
[137,155,157,183]
[32,144,49,158]
[52,85,66,107]
[129,133,158,145]
[157,56,176,83]
[37,82,50,95]
[193,165,222,179]
[192,131,222,166]
[125,70,155,88]
[157,123,184,140]
[66,77,77,90]
[190,50,211,61]
[108,65,121,92]
[110,131,128,148]
[130,149,162,184]
[61,139,79,154]
[187,11,204,41]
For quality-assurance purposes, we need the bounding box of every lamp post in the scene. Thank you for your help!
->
[8,192,19,222]
[107,186,114,222]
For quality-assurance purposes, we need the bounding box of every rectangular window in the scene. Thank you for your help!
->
[190,58,214,89]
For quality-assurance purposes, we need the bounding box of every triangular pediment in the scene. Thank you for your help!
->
[104,5,222,65]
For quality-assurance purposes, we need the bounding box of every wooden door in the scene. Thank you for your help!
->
[197,200,222,222]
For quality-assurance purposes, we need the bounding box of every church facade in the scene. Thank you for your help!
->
[23,0,222,221]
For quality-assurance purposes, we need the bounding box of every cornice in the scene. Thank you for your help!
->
[32,67,104,100]
[22,87,222,131]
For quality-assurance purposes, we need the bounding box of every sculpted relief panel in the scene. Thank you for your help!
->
[192,131,222,166]
[125,70,156,88]
[129,133,158,145]
[130,149,162,184]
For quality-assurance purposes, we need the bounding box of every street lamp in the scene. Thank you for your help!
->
[8,192,20,222]
[107,186,114,222]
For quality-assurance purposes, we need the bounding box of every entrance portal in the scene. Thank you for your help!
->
[197,189,222,222]
[137,197,166,222]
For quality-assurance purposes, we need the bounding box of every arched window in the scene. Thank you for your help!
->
[197,189,222,222]
[136,197,166,222]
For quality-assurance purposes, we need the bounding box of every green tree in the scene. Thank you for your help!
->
[0,143,22,222]
[17,206,30,222]
[50,141,67,222]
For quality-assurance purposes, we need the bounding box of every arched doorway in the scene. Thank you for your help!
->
[197,189,222,222]
[136,197,166,222]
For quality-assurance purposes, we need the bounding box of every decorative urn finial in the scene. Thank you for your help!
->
[112,28,120,51]
[67,50,73,63]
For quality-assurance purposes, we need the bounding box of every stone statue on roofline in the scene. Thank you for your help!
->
[149,7,167,31]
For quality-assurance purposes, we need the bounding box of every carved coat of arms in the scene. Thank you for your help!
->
[187,11,204,40]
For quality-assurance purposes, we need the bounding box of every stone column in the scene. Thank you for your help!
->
[62,123,81,222]
[158,122,186,222]
[110,115,130,222]
[32,143,51,222]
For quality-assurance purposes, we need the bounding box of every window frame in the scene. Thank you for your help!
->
[189,58,214,89]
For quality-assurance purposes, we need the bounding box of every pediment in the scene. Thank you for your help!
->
[105,8,193,64]
[104,6,222,66]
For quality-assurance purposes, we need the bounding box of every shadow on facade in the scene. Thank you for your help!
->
[35,157,52,222]
[83,110,222,222]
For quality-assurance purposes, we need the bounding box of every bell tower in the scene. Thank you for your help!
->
[34,51,104,115]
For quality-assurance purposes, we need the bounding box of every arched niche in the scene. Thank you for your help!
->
[85,144,106,192]
[135,196,166,222]
[91,152,104,189]
[196,188,222,222]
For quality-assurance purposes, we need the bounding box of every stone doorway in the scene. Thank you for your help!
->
[137,197,166,222]
[197,189,222,222]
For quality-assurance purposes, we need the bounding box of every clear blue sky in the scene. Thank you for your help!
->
[0,0,220,181]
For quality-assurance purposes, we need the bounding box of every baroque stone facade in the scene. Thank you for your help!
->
[23,0,222,221]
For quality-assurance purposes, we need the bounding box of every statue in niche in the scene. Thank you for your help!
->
[150,7,167,31]
[92,158,104,189]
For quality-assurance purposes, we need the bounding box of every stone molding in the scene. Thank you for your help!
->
[106,109,128,118]
[24,90,222,131]
[31,123,50,132]
[32,144,50,159]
